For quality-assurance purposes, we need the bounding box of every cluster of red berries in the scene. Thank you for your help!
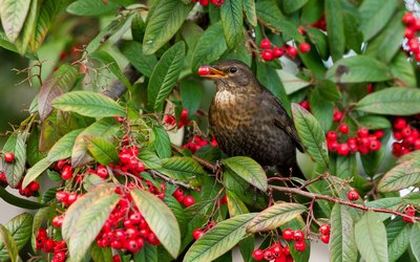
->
[403,205,417,223]
[259,38,311,62]
[192,0,223,7]
[402,12,420,61]
[318,224,330,244]
[0,171,40,197]
[113,146,145,175]
[164,108,190,128]
[281,228,306,252]
[252,242,292,262]
[192,221,216,240]
[36,228,68,262]
[347,189,360,201]
[56,190,80,206]
[172,187,196,207]
[391,118,420,157]
[182,135,218,153]
[96,190,160,254]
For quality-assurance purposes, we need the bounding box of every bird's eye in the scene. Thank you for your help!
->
[229,67,238,73]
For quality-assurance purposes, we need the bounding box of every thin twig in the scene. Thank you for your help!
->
[171,144,216,170]
[270,185,420,222]
[149,170,193,189]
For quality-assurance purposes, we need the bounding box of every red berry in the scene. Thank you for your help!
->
[4,152,15,163]
[192,228,204,240]
[299,100,310,111]
[357,128,369,138]
[112,255,122,262]
[294,240,306,252]
[273,47,285,58]
[373,130,384,139]
[164,114,176,126]
[199,0,209,6]
[252,249,264,261]
[298,42,311,53]
[393,118,407,130]
[402,12,416,25]
[337,143,350,156]
[210,0,224,7]
[178,108,189,128]
[338,123,349,134]
[182,195,195,207]
[347,189,359,201]
[369,140,381,151]
[61,165,73,180]
[319,224,330,235]
[118,152,131,165]
[261,49,274,61]
[333,110,343,122]
[408,38,419,50]
[56,191,69,203]
[403,206,416,223]
[402,127,412,138]
[286,46,298,58]
[326,131,337,141]
[327,141,338,152]
[260,38,271,49]
[52,215,64,228]
[282,228,294,241]
[96,165,108,179]
[173,188,184,198]
[293,230,304,241]
[198,66,211,76]
[405,27,415,39]
[264,250,275,261]
[29,181,40,192]
[320,234,330,244]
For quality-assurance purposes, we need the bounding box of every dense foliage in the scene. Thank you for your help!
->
[0,0,419,261]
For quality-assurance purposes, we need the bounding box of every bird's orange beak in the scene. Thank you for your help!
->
[197,66,226,79]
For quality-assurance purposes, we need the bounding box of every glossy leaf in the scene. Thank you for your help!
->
[247,203,306,233]
[329,204,357,262]
[0,213,33,261]
[326,55,392,83]
[152,126,171,159]
[0,187,45,210]
[31,207,54,251]
[377,158,420,192]
[222,156,267,192]
[357,87,420,116]
[121,41,157,77]
[2,132,27,188]
[159,157,205,182]
[325,0,345,61]
[242,0,257,26]
[355,212,388,262]
[67,0,119,16]
[47,128,84,162]
[142,0,192,54]
[53,91,126,118]
[226,191,249,217]
[91,244,112,262]
[292,103,329,170]
[22,157,51,188]
[411,223,420,261]
[387,220,410,262]
[220,0,243,48]
[131,189,181,258]
[0,0,31,42]
[282,0,308,14]
[0,225,18,262]
[184,213,257,262]
[147,41,185,112]
[87,137,119,165]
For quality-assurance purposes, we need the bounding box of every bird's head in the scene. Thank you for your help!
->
[198,60,259,93]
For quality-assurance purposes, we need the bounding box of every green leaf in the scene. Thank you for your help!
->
[152,126,171,159]
[15,0,39,54]
[329,204,357,262]
[355,212,388,262]
[226,191,249,217]
[120,41,157,77]
[365,11,405,63]
[47,128,84,162]
[71,119,120,167]
[91,244,112,262]
[0,213,33,261]
[358,0,399,41]
[0,0,31,42]
[191,22,227,71]
[277,70,310,95]
[159,157,205,181]
[365,197,402,221]
[53,91,126,118]
[67,190,120,262]
[31,207,54,251]
[357,87,420,116]
[0,187,45,209]
[325,0,345,61]
[67,0,119,16]
[387,220,410,262]
[220,0,243,48]
[291,103,329,170]
[317,80,341,102]
[38,64,79,121]
[242,0,257,26]
[180,80,204,115]
[222,156,267,192]
[139,149,162,169]
[357,115,391,130]
[309,88,333,131]
[246,203,306,233]
[377,158,420,192]
[306,28,329,60]
[332,155,357,179]
[3,132,27,188]
[147,41,185,112]
[411,223,420,262]
[134,244,158,262]
[342,11,363,53]
[142,0,192,55]
[282,0,308,14]
[87,137,119,165]
[62,183,117,241]
[390,51,417,88]
[131,188,181,258]
[184,213,257,262]
[0,225,18,262]
[22,157,51,188]
[326,55,392,83]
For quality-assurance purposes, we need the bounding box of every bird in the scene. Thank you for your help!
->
[198,60,304,178]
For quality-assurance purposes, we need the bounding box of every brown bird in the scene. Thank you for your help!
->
[199,60,304,177]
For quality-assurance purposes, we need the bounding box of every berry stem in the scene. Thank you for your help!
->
[270,185,420,222]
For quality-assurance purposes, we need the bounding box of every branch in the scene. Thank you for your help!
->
[270,185,420,222]
[171,144,216,171]
[149,170,193,189]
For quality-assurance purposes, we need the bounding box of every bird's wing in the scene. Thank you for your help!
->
[261,91,304,152]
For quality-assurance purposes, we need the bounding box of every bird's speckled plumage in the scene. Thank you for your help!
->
[207,60,303,171]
